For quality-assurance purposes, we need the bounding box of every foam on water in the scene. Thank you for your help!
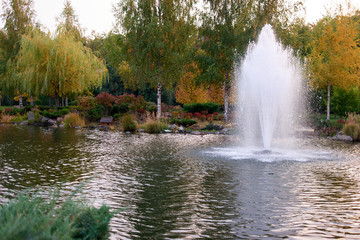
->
[202,147,337,163]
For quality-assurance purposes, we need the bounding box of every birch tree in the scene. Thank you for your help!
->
[197,0,302,122]
[115,0,195,119]
[307,14,360,121]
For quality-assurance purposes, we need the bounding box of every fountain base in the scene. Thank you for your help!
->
[255,149,272,155]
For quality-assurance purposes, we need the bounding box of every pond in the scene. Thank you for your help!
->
[1,125,360,239]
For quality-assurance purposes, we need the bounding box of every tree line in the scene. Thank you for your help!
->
[1,0,360,121]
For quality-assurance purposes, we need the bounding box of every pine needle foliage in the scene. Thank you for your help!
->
[0,188,114,240]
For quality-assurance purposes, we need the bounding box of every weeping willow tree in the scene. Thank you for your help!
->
[0,0,35,107]
[14,28,108,110]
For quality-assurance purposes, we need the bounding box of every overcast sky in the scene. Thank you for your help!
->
[2,0,360,37]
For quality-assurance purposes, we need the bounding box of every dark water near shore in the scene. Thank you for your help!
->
[1,125,360,239]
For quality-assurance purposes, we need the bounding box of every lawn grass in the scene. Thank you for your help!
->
[0,106,15,111]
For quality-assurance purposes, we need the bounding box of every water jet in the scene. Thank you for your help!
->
[237,24,302,150]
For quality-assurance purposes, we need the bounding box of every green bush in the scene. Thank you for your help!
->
[40,110,57,119]
[58,108,70,116]
[201,124,223,131]
[169,118,197,127]
[0,189,114,240]
[144,120,166,133]
[183,103,220,114]
[111,103,129,115]
[146,102,157,114]
[122,114,137,132]
[87,105,105,121]
[41,109,71,119]
[38,106,51,111]
[332,87,360,117]
[72,205,112,239]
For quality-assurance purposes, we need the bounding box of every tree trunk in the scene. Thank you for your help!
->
[19,93,23,108]
[157,82,162,119]
[327,82,331,122]
[49,97,52,107]
[65,97,69,107]
[0,95,2,107]
[62,97,64,107]
[54,94,59,112]
[224,82,230,123]
[30,96,34,106]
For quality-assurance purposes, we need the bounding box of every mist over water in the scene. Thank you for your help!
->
[236,24,303,150]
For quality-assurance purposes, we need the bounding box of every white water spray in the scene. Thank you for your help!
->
[236,24,302,150]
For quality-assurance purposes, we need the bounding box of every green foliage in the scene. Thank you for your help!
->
[10,113,27,123]
[111,103,129,115]
[0,0,35,86]
[169,118,197,127]
[76,96,104,121]
[116,93,147,113]
[12,28,108,111]
[183,102,220,114]
[121,114,137,132]
[72,205,112,240]
[115,0,195,117]
[201,124,223,131]
[144,120,167,134]
[331,87,359,117]
[41,108,70,119]
[0,188,114,240]
[87,105,105,121]
[146,102,157,114]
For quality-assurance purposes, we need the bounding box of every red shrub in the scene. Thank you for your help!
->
[96,92,117,107]
[76,96,97,112]
[337,119,346,124]
[193,112,202,119]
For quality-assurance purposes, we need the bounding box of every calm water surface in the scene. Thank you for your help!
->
[1,125,360,239]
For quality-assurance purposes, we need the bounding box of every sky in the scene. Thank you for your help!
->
[2,0,360,37]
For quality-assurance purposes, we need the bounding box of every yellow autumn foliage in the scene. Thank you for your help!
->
[308,14,360,90]
[175,62,236,105]
[175,63,208,104]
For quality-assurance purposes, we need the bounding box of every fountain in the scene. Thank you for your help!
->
[201,24,338,162]
[202,24,335,162]
[237,24,302,150]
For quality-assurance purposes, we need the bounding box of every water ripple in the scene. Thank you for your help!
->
[1,126,360,239]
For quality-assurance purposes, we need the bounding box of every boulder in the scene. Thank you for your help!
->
[331,132,353,141]
[178,126,185,133]
[168,124,177,130]
[164,129,172,133]
[20,121,28,126]
[191,131,201,135]
[56,117,63,123]
[48,119,57,126]
[40,116,49,124]
[27,111,35,121]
